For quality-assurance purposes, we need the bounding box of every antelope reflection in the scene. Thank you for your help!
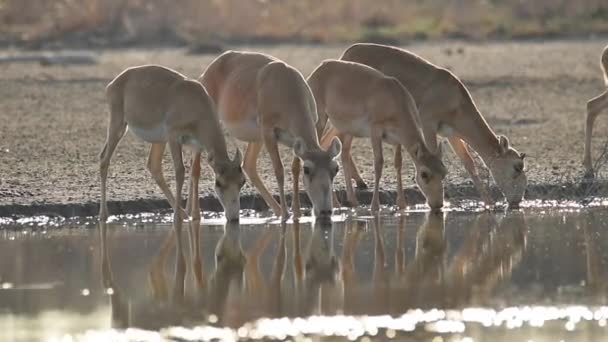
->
[99,220,196,330]
[98,211,529,330]
[340,211,527,314]
[99,219,250,329]
[579,212,608,297]
[242,218,343,318]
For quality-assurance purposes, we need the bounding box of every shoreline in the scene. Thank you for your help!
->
[1,181,606,218]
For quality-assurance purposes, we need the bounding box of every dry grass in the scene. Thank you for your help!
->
[1,0,608,47]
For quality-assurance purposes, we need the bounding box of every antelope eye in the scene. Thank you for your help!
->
[303,166,311,176]
[215,180,222,188]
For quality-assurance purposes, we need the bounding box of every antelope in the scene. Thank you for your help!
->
[583,45,608,177]
[308,59,447,211]
[99,64,246,224]
[320,43,527,207]
[99,65,245,276]
[199,51,342,221]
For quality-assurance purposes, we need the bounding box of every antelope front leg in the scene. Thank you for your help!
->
[147,143,189,220]
[169,141,186,301]
[394,145,407,209]
[263,129,289,221]
[321,127,368,190]
[370,128,384,213]
[186,152,202,221]
[448,137,493,206]
[98,118,127,222]
[291,157,302,218]
[340,134,358,207]
[584,91,608,177]
[243,142,282,216]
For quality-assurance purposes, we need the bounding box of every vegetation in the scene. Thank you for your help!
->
[1,0,608,47]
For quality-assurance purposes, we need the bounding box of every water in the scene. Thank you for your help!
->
[1,207,608,341]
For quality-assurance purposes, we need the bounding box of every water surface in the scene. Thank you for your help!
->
[1,207,608,341]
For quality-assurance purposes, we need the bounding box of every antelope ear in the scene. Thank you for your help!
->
[233,147,243,165]
[327,137,342,159]
[293,137,307,159]
[498,135,510,154]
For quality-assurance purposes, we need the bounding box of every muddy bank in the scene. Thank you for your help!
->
[1,181,606,218]
[2,41,608,218]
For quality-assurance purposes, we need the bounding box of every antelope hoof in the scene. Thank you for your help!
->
[371,199,380,213]
[332,195,342,209]
[482,197,494,207]
[280,207,289,222]
[507,201,521,210]
[179,208,190,221]
[397,197,407,210]
[344,198,359,208]
[292,207,301,219]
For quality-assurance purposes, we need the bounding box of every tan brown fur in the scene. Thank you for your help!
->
[308,59,446,211]
[320,43,527,206]
[199,51,341,220]
[99,65,245,273]
[583,45,608,177]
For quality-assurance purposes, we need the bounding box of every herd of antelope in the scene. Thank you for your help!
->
[98,43,608,228]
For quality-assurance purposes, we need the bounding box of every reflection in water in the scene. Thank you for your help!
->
[1,209,608,340]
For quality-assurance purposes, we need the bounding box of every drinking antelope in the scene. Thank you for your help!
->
[583,45,608,177]
[320,43,527,207]
[99,65,246,271]
[308,59,447,211]
[199,51,342,220]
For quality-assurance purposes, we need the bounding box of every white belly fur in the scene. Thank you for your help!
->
[129,124,168,143]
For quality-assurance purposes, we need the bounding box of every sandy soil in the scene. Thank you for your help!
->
[1,39,608,216]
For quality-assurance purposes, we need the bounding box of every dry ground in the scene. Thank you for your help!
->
[1,40,608,213]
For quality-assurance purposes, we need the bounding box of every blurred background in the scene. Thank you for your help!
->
[1,0,608,49]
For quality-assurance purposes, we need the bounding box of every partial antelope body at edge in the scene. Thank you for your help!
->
[584,45,608,178]
[308,59,447,211]
[320,43,527,207]
[199,50,342,221]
